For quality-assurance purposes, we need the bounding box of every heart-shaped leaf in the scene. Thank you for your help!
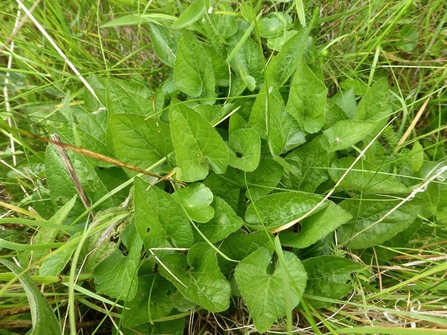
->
[234,247,307,333]
[173,30,215,101]
[170,101,228,182]
[227,128,261,172]
[159,243,231,312]
[173,183,214,223]
[134,178,193,249]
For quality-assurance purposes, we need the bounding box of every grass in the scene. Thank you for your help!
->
[1,0,447,334]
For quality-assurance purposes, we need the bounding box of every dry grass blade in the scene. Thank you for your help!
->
[50,133,94,221]
[395,96,431,154]
[0,0,41,54]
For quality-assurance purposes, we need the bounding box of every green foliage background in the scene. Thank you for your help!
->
[1,0,447,334]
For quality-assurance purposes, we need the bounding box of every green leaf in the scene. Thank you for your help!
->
[195,16,227,56]
[265,28,309,86]
[121,274,176,327]
[203,45,230,87]
[363,218,422,264]
[110,114,173,176]
[302,256,363,308]
[267,30,298,51]
[0,259,61,335]
[234,248,307,333]
[435,185,447,222]
[194,104,226,125]
[106,77,154,117]
[31,195,77,266]
[354,78,391,123]
[134,178,193,249]
[75,109,113,168]
[249,84,282,139]
[286,60,327,133]
[39,241,77,276]
[320,120,378,152]
[170,101,228,182]
[282,136,332,192]
[45,145,115,221]
[324,99,349,128]
[229,112,249,133]
[410,141,424,172]
[93,223,142,300]
[259,13,291,38]
[341,79,368,95]
[228,31,264,90]
[329,157,410,194]
[245,158,284,200]
[203,172,242,212]
[268,102,306,156]
[173,30,216,102]
[100,15,145,28]
[280,201,352,249]
[240,3,256,23]
[196,196,244,243]
[173,183,214,223]
[218,231,273,275]
[208,11,238,39]
[172,291,196,312]
[159,243,231,312]
[77,211,122,274]
[245,192,326,231]
[415,183,440,218]
[337,197,422,249]
[149,23,178,67]
[419,162,447,222]
[85,74,107,111]
[332,89,357,119]
[227,128,261,172]
[396,26,419,52]
[249,85,306,154]
[171,0,206,30]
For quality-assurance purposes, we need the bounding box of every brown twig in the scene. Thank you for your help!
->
[4,125,186,185]
[394,96,431,154]
[50,134,94,221]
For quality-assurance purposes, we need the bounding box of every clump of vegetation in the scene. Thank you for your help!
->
[1,0,446,334]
